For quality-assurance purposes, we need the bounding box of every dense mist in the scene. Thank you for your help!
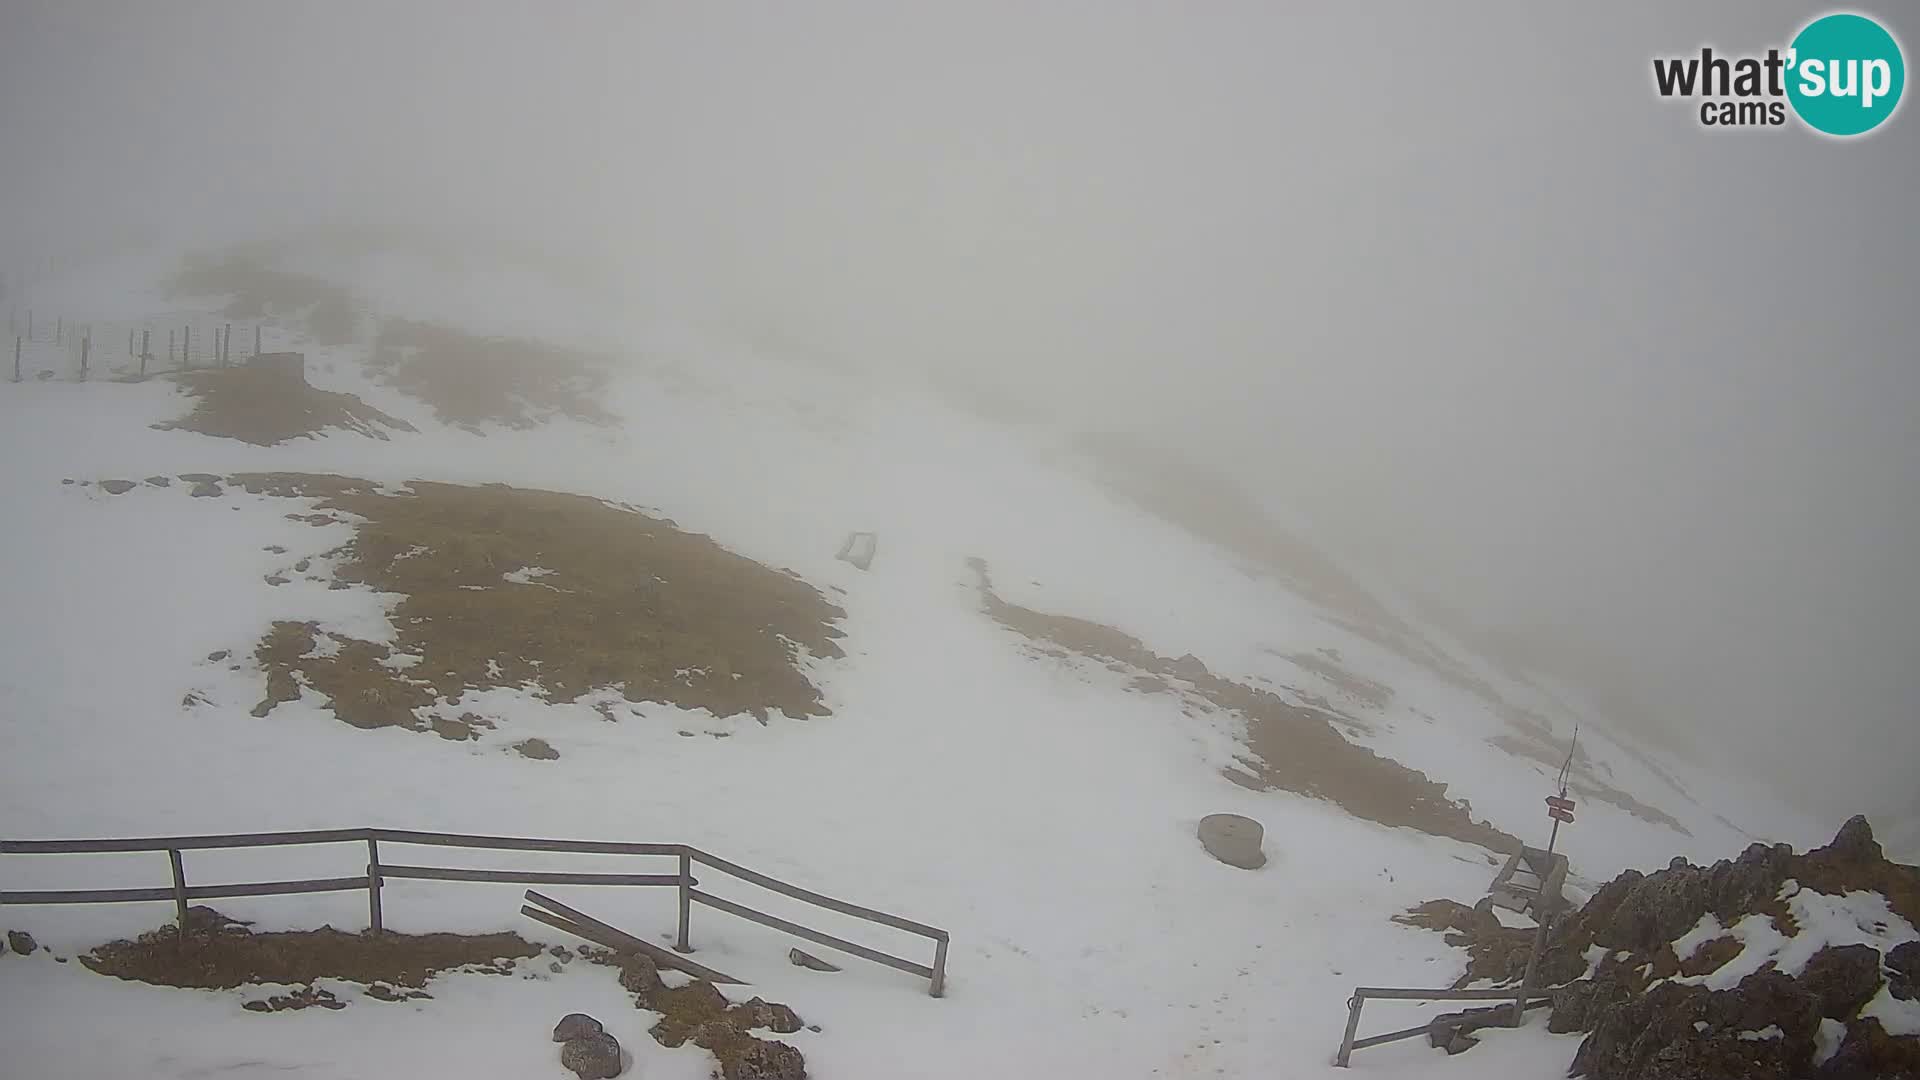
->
[2,1,1914,823]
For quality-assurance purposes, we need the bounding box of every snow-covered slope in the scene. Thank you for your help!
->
[0,249,1829,1079]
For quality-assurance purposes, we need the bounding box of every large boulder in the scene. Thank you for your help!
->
[554,1013,605,1042]
[1888,940,1919,1001]
[559,1031,623,1079]
[724,1037,807,1080]
[1800,945,1884,1020]
[1196,813,1266,870]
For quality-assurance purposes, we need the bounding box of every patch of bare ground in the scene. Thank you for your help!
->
[1486,733,1689,835]
[227,473,844,742]
[967,557,1517,853]
[370,319,615,430]
[81,907,538,1008]
[595,950,808,1080]
[1273,648,1394,711]
[153,366,414,446]
[166,253,360,345]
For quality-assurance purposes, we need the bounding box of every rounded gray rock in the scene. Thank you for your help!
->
[553,1012,604,1042]
[1197,813,1266,869]
[560,1031,623,1079]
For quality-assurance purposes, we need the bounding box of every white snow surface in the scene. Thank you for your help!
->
[1668,880,1918,995]
[0,253,1837,1078]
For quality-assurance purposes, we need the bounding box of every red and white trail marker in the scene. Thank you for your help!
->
[1545,795,1576,812]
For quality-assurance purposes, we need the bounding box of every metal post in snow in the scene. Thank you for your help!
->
[169,849,189,945]
[141,330,150,377]
[168,329,175,367]
[183,325,190,369]
[223,323,231,366]
[12,336,19,382]
[254,324,261,358]
[79,333,88,380]
[366,837,384,934]
[676,849,693,952]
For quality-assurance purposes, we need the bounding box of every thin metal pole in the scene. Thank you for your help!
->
[168,849,189,944]
[79,334,88,380]
[366,837,384,933]
[253,324,261,358]
[12,336,19,382]
[1335,991,1365,1067]
[675,849,693,952]
[183,325,190,368]
[222,323,231,366]
[930,936,949,998]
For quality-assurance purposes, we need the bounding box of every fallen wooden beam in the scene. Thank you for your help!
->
[521,890,744,985]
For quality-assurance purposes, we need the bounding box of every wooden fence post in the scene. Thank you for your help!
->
[183,325,190,369]
[79,333,88,380]
[930,935,949,998]
[129,328,136,357]
[676,849,693,952]
[168,329,175,366]
[141,330,150,377]
[223,323,231,366]
[1334,991,1364,1067]
[254,324,261,358]
[168,848,189,945]
[366,837,384,934]
[12,336,20,382]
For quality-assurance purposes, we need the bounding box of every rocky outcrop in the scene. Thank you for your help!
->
[1402,816,1920,1080]
[598,951,808,1079]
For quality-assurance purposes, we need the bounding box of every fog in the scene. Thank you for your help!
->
[2,2,1914,822]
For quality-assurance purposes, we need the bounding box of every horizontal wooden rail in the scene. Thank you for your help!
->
[1,828,372,854]
[378,864,687,888]
[370,830,683,856]
[688,848,948,941]
[2,875,369,906]
[1351,986,1556,1001]
[688,887,934,980]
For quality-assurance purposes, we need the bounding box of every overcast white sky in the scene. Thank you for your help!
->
[2,2,1914,820]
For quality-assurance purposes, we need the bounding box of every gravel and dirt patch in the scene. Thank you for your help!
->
[154,366,415,446]
[214,473,844,745]
[968,557,1517,853]
[370,319,615,430]
[81,908,539,1009]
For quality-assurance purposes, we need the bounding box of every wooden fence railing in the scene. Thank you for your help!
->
[0,827,949,997]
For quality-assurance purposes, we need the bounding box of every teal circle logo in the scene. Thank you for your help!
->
[1787,12,1905,136]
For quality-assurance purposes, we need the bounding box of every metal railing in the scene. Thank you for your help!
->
[1,826,949,996]
[1333,986,1555,1066]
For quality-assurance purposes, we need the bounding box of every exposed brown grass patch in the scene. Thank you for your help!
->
[1277,649,1394,710]
[155,365,414,446]
[968,557,1518,853]
[227,474,843,740]
[83,912,537,994]
[370,319,614,430]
